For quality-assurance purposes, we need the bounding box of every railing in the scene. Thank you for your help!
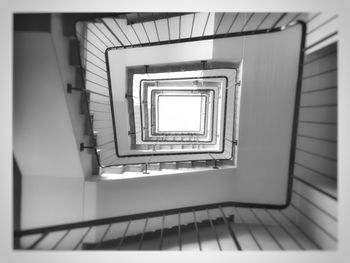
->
[72,13,307,170]
[72,13,247,168]
[14,201,324,250]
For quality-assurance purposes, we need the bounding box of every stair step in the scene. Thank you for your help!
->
[147,144,161,151]
[159,145,172,150]
[176,161,193,169]
[148,163,161,171]
[82,214,234,250]
[102,165,125,174]
[135,144,149,150]
[160,162,177,170]
[206,160,216,167]
[170,145,182,150]
[181,144,193,149]
[192,161,207,167]
[124,164,144,172]
[218,159,235,166]
[214,223,239,250]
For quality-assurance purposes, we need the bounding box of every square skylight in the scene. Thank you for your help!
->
[148,89,214,143]
[157,95,206,133]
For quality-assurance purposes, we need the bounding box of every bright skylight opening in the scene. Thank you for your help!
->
[158,95,204,132]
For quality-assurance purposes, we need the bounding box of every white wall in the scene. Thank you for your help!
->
[212,24,302,207]
[13,32,84,178]
[20,176,85,229]
[13,29,89,239]
[18,175,85,249]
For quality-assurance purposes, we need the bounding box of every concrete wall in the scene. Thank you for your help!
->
[212,24,302,208]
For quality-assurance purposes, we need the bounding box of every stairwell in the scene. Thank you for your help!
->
[13,12,338,251]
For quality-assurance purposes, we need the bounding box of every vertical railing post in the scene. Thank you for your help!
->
[73,226,92,250]
[178,212,182,251]
[143,155,152,174]
[138,217,149,250]
[159,215,165,250]
[51,229,71,250]
[219,206,242,250]
[192,210,202,251]
[206,209,222,250]
[117,220,131,250]
[28,232,49,249]
[208,152,219,169]
[201,60,207,69]
[143,163,149,174]
[234,208,262,250]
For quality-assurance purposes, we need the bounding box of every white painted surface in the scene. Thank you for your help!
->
[13,30,94,245]
[51,14,94,177]
[21,176,84,229]
[13,32,84,178]
[120,40,214,66]
[212,25,302,205]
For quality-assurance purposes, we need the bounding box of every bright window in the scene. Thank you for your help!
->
[157,95,206,133]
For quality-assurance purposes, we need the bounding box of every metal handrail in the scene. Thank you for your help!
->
[72,14,306,185]
[75,18,239,167]
[14,196,328,250]
[15,202,236,238]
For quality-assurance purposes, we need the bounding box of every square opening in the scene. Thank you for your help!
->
[152,90,211,136]
[157,95,206,133]
[130,67,237,155]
